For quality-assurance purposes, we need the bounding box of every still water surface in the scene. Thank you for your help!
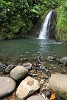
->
[0,39,67,62]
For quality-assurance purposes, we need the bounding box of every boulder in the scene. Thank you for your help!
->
[47,56,55,61]
[26,95,48,100]
[0,77,16,98]
[10,66,28,81]
[48,73,67,99]
[16,76,40,100]
[59,57,67,66]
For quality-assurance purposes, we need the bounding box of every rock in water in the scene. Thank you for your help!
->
[10,66,28,81]
[0,63,6,72]
[16,76,40,100]
[0,63,4,68]
[23,62,32,71]
[60,57,67,66]
[5,64,16,73]
[48,74,67,99]
[23,62,32,68]
[0,77,16,98]
[47,56,55,61]
[26,95,48,100]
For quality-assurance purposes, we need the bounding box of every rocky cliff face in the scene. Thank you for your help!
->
[48,10,57,39]
[34,10,57,39]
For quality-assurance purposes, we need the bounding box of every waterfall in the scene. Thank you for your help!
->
[38,10,52,39]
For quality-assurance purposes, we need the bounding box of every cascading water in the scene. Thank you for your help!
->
[38,10,52,39]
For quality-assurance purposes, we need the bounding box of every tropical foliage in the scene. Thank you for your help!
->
[56,1,67,41]
[0,0,67,41]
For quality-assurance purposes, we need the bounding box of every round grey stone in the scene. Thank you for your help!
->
[0,77,16,98]
[10,66,28,81]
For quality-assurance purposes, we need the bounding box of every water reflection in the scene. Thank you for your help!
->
[38,39,67,58]
[38,39,49,56]
[0,39,67,62]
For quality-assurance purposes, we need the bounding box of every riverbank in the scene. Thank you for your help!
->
[0,56,67,100]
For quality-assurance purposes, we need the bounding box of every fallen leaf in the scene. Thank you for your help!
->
[50,92,56,100]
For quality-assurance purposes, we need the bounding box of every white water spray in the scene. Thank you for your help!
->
[38,11,52,39]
